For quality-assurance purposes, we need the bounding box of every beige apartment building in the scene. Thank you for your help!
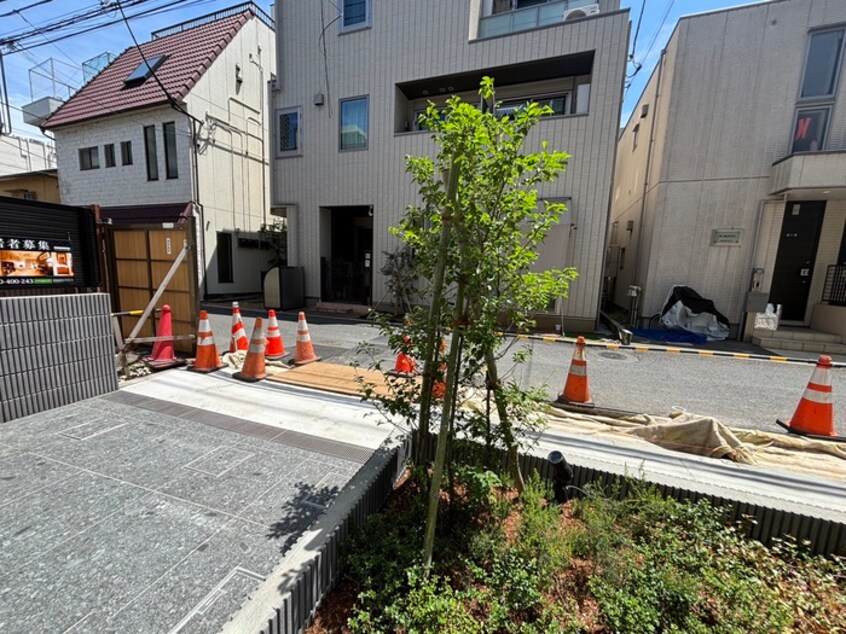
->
[610,0,846,352]
[272,0,629,330]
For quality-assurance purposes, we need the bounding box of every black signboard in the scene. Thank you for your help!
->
[0,236,75,287]
[0,196,99,291]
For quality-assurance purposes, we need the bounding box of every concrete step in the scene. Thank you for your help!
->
[752,336,846,355]
[753,327,842,344]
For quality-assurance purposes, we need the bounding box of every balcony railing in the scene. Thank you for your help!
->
[479,0,596,39]
[822,265,846,307]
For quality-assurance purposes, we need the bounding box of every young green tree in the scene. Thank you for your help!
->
[360,78,577,569]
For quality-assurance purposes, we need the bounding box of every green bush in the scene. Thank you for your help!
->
[342,471,845,633]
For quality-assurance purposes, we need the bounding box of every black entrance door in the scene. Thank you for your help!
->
[769,201,825,321]
[324,206,373,304]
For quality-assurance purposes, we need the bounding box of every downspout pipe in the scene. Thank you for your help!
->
[596,13,631,329]
[188,114,208,300]
[631,49,666,326]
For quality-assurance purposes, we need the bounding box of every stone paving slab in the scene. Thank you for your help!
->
[0,371,389,634]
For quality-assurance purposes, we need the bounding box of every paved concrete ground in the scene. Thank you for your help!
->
[205,311,846,435]
[2,356,843,632]
[0,371,392,633]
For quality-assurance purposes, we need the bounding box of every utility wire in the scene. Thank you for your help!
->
[0,0,57,20]
[626,0,674,90]
[9,0,214,53]
[640,0,674,68]
[114,0,204,129]
[628,0,646,74]
[0,0,153,46]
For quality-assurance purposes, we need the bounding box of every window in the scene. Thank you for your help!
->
[340,96,368,151]
[340,0,370,32]
[78,146,99,170]
[632,124,640,150]
[144,125,158,181]
[276,107,301,155]
[792,107,830,153]
[22,190,36,200]
[121,141,133,165]
[497,93,571,119]
[104,143,116,168]
[163,121,178,179]
[800,29,844,99]
[413,108,447,131]
[217,232,233,283]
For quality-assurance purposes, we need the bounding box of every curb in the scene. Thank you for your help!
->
[504,332,846,368]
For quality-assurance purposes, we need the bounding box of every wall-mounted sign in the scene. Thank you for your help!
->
[0,236,75,286]
[710,229,742,246]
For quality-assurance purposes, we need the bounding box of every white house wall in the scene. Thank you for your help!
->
[53,106,193,208]
[272,0,629,328]
[186,16,277,295]
[0,134,55,176]
[610,0,846,327]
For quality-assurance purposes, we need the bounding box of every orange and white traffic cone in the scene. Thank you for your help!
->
[145,305,184,370]
[189,310,223,373]
[294,312,321,365]
[777,355,838,438]
[558,336,593,406]
[230,301,249,353]
[234,317,267,382]
[388,336,416,377]
[265,309,286,361]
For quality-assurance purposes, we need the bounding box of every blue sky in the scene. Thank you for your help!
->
[1,0,755,141]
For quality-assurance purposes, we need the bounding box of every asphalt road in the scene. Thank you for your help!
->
[205,310,845,436]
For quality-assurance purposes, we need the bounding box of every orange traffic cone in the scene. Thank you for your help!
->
[265,309,286,361]
[388,336,416,377]
[294,312,321,365]
[777,355,837,438]
[189,310,223,373]
[558,336,592,406]
[234,317,267,382]
[145,305,184,370]
[230,301,249,353]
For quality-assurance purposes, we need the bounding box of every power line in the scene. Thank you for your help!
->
[626,0,675,89]
[114,0,203,127]
[640,0,675,67]
[0,0,154,47]
[628,0,646,72]
[9,0,216,54]
[0,0,58,20]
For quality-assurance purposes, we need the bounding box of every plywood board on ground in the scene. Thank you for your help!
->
[267,362,411,398]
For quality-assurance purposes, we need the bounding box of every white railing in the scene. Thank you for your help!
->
[479,0,596,38]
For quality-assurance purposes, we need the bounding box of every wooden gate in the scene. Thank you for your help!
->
[103,221,198,352]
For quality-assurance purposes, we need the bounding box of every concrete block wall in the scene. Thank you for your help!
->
[0,293,117,423]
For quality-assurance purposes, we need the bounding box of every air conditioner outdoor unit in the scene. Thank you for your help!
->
[563,4,600,21]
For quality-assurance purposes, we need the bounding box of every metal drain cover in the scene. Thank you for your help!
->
[598,351,629,361]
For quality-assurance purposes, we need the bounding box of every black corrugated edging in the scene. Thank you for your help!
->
[258,437,411,634]
[419,433,845,557]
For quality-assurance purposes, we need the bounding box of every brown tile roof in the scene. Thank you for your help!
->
[100,202,192,226]
[43,10,252,129]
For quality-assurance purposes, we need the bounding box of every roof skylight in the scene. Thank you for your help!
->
[124,55,167,85]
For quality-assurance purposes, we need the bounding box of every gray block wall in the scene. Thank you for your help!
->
[0,293,117,423]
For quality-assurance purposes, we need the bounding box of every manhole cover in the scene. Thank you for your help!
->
[598,351,629,361]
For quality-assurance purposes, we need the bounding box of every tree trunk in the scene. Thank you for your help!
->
[485,348,525,493]
[423,287,464,570]
[415,165,459,465]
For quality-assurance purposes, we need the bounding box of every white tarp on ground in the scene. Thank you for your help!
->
[659,285,731,341]
[545,409,846,481]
